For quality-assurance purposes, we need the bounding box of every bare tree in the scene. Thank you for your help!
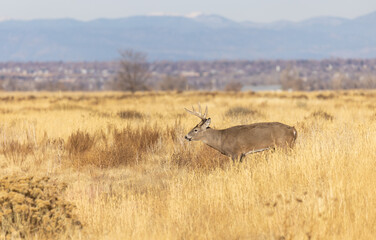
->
[280,66,304,91]
[159,75,187,91]
[224,81,243,92]
[114,49,150,93]
[331,72,345,90]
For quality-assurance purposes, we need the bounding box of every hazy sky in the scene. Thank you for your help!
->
[1,0,376,22]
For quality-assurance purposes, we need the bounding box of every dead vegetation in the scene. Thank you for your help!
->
[1,140,34,165]
[66,125,161,168]
[117,110,144,119]
[66,130,95,155]
[308,110,334,121]
[224,106,262,118]
[316,93,336,100]
[0,91,375,239]
[171,143,228,172]
[371,112,376,121]
[0,176,81,239]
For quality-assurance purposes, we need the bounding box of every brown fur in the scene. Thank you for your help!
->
[186,120,297,162]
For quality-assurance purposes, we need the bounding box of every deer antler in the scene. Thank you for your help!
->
[185,103,208,120]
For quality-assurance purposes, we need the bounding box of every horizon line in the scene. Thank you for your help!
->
[1,10,375,24]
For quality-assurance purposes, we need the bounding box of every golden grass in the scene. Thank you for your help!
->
[0,90,376,239]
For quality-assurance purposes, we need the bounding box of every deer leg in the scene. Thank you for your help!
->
[245,147,270,155]
[231,155,238,163]
[239,153,246,163]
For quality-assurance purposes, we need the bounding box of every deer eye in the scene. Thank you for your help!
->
[194,129,198,132]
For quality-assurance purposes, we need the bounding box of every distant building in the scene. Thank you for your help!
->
[180,71,200,77]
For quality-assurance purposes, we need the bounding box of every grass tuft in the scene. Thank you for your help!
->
[66,130,95,155]
[67,126,160,168]
[117,110,144,119]
[171,143,228,171]
[1,140,34,165]
[225,106,261,118]
[309,110,334,121]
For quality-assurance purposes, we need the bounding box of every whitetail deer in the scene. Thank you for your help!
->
[184,104,297,162]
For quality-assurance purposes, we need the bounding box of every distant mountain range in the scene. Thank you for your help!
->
[1,12,376,61]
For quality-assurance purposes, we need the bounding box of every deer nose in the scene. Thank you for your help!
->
[185,136,191,141]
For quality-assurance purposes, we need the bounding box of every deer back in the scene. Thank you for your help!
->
[217,122,296,156]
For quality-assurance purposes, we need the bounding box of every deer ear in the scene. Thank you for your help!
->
[204,118,211,128]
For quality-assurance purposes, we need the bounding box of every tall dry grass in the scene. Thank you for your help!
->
[0,91,376,239]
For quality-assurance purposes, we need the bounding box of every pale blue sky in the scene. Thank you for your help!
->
[1,0,376,22]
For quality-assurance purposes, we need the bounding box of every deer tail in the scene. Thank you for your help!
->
[289,126,298,148]
[292,127,297,140]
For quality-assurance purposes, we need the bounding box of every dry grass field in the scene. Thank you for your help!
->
[1,91,376,239]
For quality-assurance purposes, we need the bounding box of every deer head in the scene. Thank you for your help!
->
[184,103,211,141]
